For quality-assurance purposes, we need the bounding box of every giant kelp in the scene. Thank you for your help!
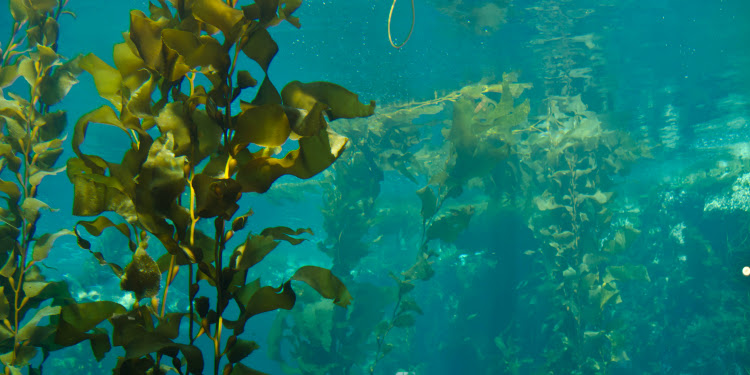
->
[266,96,433,374]
[263,77,532,374]
[52,0,374,374]
[0,0,81,373]
[511,94,649,373]
[363,74,531,374]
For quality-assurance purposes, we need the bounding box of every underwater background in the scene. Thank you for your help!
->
[2,0,750,374]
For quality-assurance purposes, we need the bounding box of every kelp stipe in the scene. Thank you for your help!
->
[0,0,81,373]
[61,0,374,374]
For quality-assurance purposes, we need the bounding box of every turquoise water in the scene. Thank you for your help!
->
[1,0,750,374]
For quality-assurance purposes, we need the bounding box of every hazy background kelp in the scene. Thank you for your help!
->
[2,0,750,374]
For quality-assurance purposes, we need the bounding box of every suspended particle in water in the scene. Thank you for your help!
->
[742,266,750,277]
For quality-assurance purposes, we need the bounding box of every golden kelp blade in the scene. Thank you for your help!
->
[281,80,376,120]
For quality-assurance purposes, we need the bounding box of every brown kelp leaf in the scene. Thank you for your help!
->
[192,110,223,161]
[426,205,474,243]
[155,313,186,340]
[9,0,30,22]
[401,253,434,282]
[592,283,621,310]
[245,281,295,318]
[227,339,260,363]
[31,136,64,156]
[399,296,423,315]
[192,173,242,219]
[281,81,375,120]
[0,144,21,173]
[534,193,562,211]
[192,0,245,37]
[27,25,44,50]
[0,287,9,321]
[276,0,302,28]
[126,71,158,118]
[30,0,58,12]
[55,301,127,347]
[29,167,65,192]
[0,251,19,279]
[67,158,135,220]
[240,0,277,25]
[169,230,213,268]
[602,226,640,253]
[490,94,530,134]
[137,133,188,216]
[240,26,277,72]
[37,110,67,142]
[121,245,162,300]
[88,328,111,362]
[232,234,278,271]
[32,229,73,262]
[3,116,27,148]
[232,278,261,309]
[43,16,60,45]
[39,55,81,106]
[288,101,327,137]
[0,345,36,367]
[231,209,253,232]
[194,296,210,318]
[582,190,613,205]
[231,104,290,151]
[172,344,205,375]
[447,97,512,184]
[20,197,53,223]
[129,10,168,71]
[604,265,650,283]
[292,266,352,308]
[237,70,257,88]
[232,227,310,271]
[0,64,20,89]
[78,53,122,110]
[235,126,347,193]
[33,44,59,70]
[416,186,438,221]
[155,103,222,164]
[155,102,193,156]
[123,333,203,374]
[260,227,312,245]
[121,332,171,357]
[115,357,156,374]
[16,305,61,342]
[109,305,153,347]
[162,29,230,72]
[148,0,173,20]
[156,253,175,274]
[250,76,281,105]
[0,180,21,203]
[392,313,416,328]
[113,41,146,78]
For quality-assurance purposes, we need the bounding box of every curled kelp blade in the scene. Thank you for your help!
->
[281,80,376,121]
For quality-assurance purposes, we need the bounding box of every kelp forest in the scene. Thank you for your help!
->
[1,0,750,374]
